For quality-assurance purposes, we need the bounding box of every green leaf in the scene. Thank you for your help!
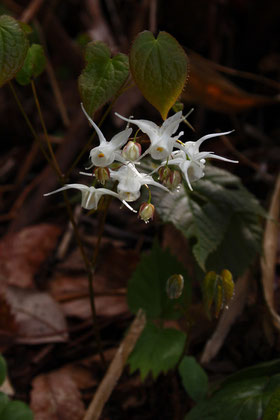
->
[223,359,280,385]
[185,375,280,420]
[128,322,186,380]
[0,392,9,415]
[152,165,264,277]
[129,31,189,119]
[0,400,33,420]
[127,240,191,320]
[179,356,208,402]
[16,44,46,85]
[0,15,29,87]
[78,41,129,117]
[0,354,7,386]
[263,387,280,420]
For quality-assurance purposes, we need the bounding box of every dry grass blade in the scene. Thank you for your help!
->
[200,271,250,365]
[261,173,280,330]
[83,309,146,420]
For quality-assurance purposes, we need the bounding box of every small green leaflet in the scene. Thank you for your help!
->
[0,15,29,86]
[78,41,129,117]
[16,44,46,85]
[179,356,208,402]
[129,31,189,120]
[127,240,191,320]
[128,322,186,380]
[0,400,33,420]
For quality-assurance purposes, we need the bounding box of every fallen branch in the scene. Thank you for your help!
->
[83,309,146,420]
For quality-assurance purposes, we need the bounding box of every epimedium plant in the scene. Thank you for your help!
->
[0,12,271,419]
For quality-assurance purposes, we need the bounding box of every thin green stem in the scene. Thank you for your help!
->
[29,80,106,367]
[63,191,106,368]
[31,79,63,178]
[92,196,112,267]
[8,81,55,170]
[144,184,152,204]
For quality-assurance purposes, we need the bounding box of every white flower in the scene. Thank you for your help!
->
[44,183,136,212]
[115,111,184,161]
[109,163,170,202]
[81,103,132,168]
[165,131,238,190]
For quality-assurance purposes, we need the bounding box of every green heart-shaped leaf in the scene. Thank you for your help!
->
[129,31,189,120]
[78,41,129,117]
[0,15,29,87]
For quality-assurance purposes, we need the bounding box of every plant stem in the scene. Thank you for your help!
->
[63,191,106,368]
[8,81,54,170]
[28,80,106,367]
[30,79,63,178]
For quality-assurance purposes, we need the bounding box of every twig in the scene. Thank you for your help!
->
[56,205,82,260]
[149,0,158,34]
[83,310,146,420]
[20,0,45,23]
[261,173,280,330]
[220,134,274,183]
[34,20,70,128]
[8,81,53,170]
[30,79,63,177]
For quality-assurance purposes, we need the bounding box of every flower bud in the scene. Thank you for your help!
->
[122,141,142,161]
[159,167,182,190]
[158,166,172,183]
[166,274,184,299]
[138,203,155,223]
[94,167,110,185]
[164,170,182,190]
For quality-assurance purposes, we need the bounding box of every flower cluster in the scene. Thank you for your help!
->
[44,104,237,223]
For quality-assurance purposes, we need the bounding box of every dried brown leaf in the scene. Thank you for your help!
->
[5,286,68,344]
[49,274,128,319]
[0,224,61,288]
[31,370,85,420]
[182,51,278,113]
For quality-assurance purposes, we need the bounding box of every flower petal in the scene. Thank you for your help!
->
[44,183,90,197]
[160,111,182,137]
[196,130,234,148]
[110,127,132,149]
[81,103,106,145]
[115,112,159,137]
